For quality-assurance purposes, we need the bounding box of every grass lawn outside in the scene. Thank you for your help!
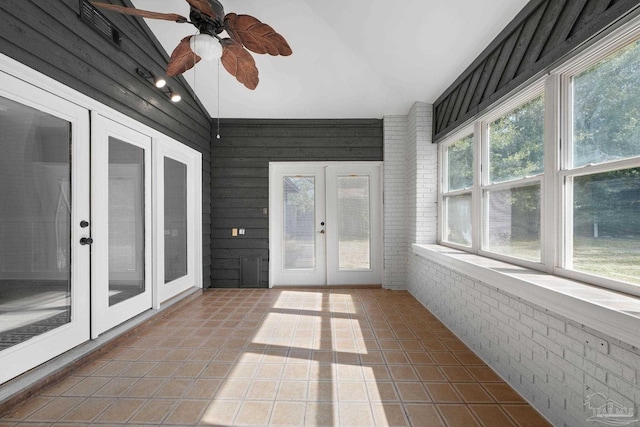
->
[489,236,640,286]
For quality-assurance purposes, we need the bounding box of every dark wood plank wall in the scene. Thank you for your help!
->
[0,0,213,286]
[433,0,640,141]
[212,119,383,288]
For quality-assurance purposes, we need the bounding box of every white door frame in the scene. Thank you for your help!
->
[269,164,327,286]
[326,163,383,285]
[152,137,203,308]
[0,70,91,385]
[269,161,383,287]
[91,112,153,338]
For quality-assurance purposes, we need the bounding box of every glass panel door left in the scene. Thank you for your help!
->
[0,72,90,385]
[91,114,152,337]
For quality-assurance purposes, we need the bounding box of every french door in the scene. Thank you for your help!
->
[91,114,152,337]
[269,162,383,286]
[0,58,203,385]
[0,71,90,384]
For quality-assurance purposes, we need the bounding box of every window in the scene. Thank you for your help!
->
[483,94,544,262]
[563,38,640,288]
[438,26,640,296]
[441,134,474,247]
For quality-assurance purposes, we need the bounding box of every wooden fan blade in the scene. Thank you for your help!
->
[185,0,222,21]
[167,36,201,77]
[224,13,292,56]
[220,39,259,90]
[90,2,188,23]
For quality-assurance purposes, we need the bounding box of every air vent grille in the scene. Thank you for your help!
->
[80,0,122,47]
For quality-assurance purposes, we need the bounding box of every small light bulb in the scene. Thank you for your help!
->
[154,77,167,89]
[170,92,181,103]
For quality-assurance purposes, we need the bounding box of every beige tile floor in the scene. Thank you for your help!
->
[0,288,551,426]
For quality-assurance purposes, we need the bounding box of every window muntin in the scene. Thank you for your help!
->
[487,95,545,184]
[572,39,640,168]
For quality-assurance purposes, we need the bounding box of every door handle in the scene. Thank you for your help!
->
[317,230,325,234]
[80,237,93,245]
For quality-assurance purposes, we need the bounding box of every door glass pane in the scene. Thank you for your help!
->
[164,157,187,283]
[338,176,370,270]
[484,184,541,262]
[283,176,315,269]
[0,96,71,350]
[571,168,640,285]
[109,138,145,306]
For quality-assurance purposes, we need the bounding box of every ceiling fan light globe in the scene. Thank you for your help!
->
[190,34,223,61]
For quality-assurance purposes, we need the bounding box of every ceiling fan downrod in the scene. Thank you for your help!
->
[189,0,225,35]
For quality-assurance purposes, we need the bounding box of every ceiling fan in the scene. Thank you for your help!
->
[91,0,292,90]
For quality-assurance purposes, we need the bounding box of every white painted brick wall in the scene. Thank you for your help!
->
[407,254,640,427]
[384,100,639,425]
[383,115,408,290]
[406,102,437,245]
[383,103,437,290]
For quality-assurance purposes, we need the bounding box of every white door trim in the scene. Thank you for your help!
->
[0,69,91,385]
[152,137,203,308]
[269,161,383,288]
[326,163,383,285]
[91,113,153,338]
[269,164,327,286]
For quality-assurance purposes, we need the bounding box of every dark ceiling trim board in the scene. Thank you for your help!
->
[433,0,640,142]
[219,118,384,128]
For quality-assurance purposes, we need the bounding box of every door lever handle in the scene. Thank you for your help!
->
[80,237,93,245]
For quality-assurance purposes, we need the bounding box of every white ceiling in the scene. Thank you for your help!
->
[131,0,530,119]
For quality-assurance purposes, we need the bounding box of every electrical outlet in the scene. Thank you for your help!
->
[239,228,245,235]
[585,336,609,354]
[232,228,238,237]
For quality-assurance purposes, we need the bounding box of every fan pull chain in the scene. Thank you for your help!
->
[216,59,221,139]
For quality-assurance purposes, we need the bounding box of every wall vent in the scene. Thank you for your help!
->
[80,0,122,47]
[240,257,262,288]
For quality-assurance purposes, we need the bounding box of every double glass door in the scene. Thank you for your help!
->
[0,75,153,383]
[270,162,383,286]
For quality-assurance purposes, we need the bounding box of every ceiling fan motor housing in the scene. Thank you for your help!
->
[190,0,225,35]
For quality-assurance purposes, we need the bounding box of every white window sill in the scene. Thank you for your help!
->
[412,244,640,349]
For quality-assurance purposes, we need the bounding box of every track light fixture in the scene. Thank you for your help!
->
[136,67,181,103]
[169,89,181,103]
[136,67,166,88]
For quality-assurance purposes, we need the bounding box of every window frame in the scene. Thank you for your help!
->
[437,16,640,297]
[438,128,476,251]
[479,85,546,268]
